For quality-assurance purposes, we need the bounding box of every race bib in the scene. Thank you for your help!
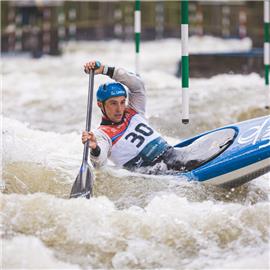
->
[110,114,168,166]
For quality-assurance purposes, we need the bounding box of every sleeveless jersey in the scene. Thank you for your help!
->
[98,108,169,168]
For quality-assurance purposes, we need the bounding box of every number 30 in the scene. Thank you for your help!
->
[125,123,153,148]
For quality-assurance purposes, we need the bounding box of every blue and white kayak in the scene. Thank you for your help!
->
[175,116,270,188]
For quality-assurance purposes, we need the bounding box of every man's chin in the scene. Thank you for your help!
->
[113,116,123,123]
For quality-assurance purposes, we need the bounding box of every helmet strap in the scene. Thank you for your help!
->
[101,101,110,119]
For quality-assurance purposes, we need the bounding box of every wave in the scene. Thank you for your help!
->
[2,192,269,269]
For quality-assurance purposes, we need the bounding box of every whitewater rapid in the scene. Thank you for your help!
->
[2,37,269,269]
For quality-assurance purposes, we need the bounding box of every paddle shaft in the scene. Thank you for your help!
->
[83,70,94,163]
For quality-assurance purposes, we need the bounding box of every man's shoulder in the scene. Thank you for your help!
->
[98,125,119,137]
[93,128,111,142]
[125,107,137,116]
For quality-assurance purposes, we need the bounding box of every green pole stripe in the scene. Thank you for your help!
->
[265,65,269,85]
[135,33,140,53]
[264,23,270,42]
[182,56,189,88]
[135,0,141,11]
[181,1,189,24]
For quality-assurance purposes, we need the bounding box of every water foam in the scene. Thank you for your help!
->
[2,192,269,269]
[2,37,269,269]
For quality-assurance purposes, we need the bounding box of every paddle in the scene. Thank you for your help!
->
[70,64,99,199]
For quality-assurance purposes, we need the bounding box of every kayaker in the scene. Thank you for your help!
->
[82,60,196,173]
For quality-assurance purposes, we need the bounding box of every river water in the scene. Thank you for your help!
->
[2,37,270,269]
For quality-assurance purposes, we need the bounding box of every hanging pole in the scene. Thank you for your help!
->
[68,7,77,41]
[221,5,231,38]
[42,7,51,54]
[181,0,189,124]
[264,0,270,109]
[7,6,16,52]
[57,5,66,53]
[238,8,247,39]
[155,1,164,39]
[14,11,22,52]
[134,0,141,75]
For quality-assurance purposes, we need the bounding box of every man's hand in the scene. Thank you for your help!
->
[82,131,98,149]
[84,60,104,75]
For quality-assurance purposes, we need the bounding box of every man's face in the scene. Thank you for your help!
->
[98,96,126,123]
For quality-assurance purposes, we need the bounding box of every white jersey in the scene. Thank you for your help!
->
[90,68,169,168]
[98,108,169,168]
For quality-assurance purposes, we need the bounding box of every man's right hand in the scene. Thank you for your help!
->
[82,131,98,150]
[84,60,104,75]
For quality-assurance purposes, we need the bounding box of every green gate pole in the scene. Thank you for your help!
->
[135,0,141,75]
[264,0,270,109]
[181,0,189,124]
[15,11,22,52]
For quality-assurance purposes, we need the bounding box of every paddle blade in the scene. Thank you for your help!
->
[70,163,94,199]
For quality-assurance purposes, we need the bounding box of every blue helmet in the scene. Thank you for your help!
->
[96,82,127,102]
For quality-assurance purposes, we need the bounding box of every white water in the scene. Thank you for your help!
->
[2,37,270,269]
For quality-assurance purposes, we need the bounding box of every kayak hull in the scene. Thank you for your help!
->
[175,116,270,187]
